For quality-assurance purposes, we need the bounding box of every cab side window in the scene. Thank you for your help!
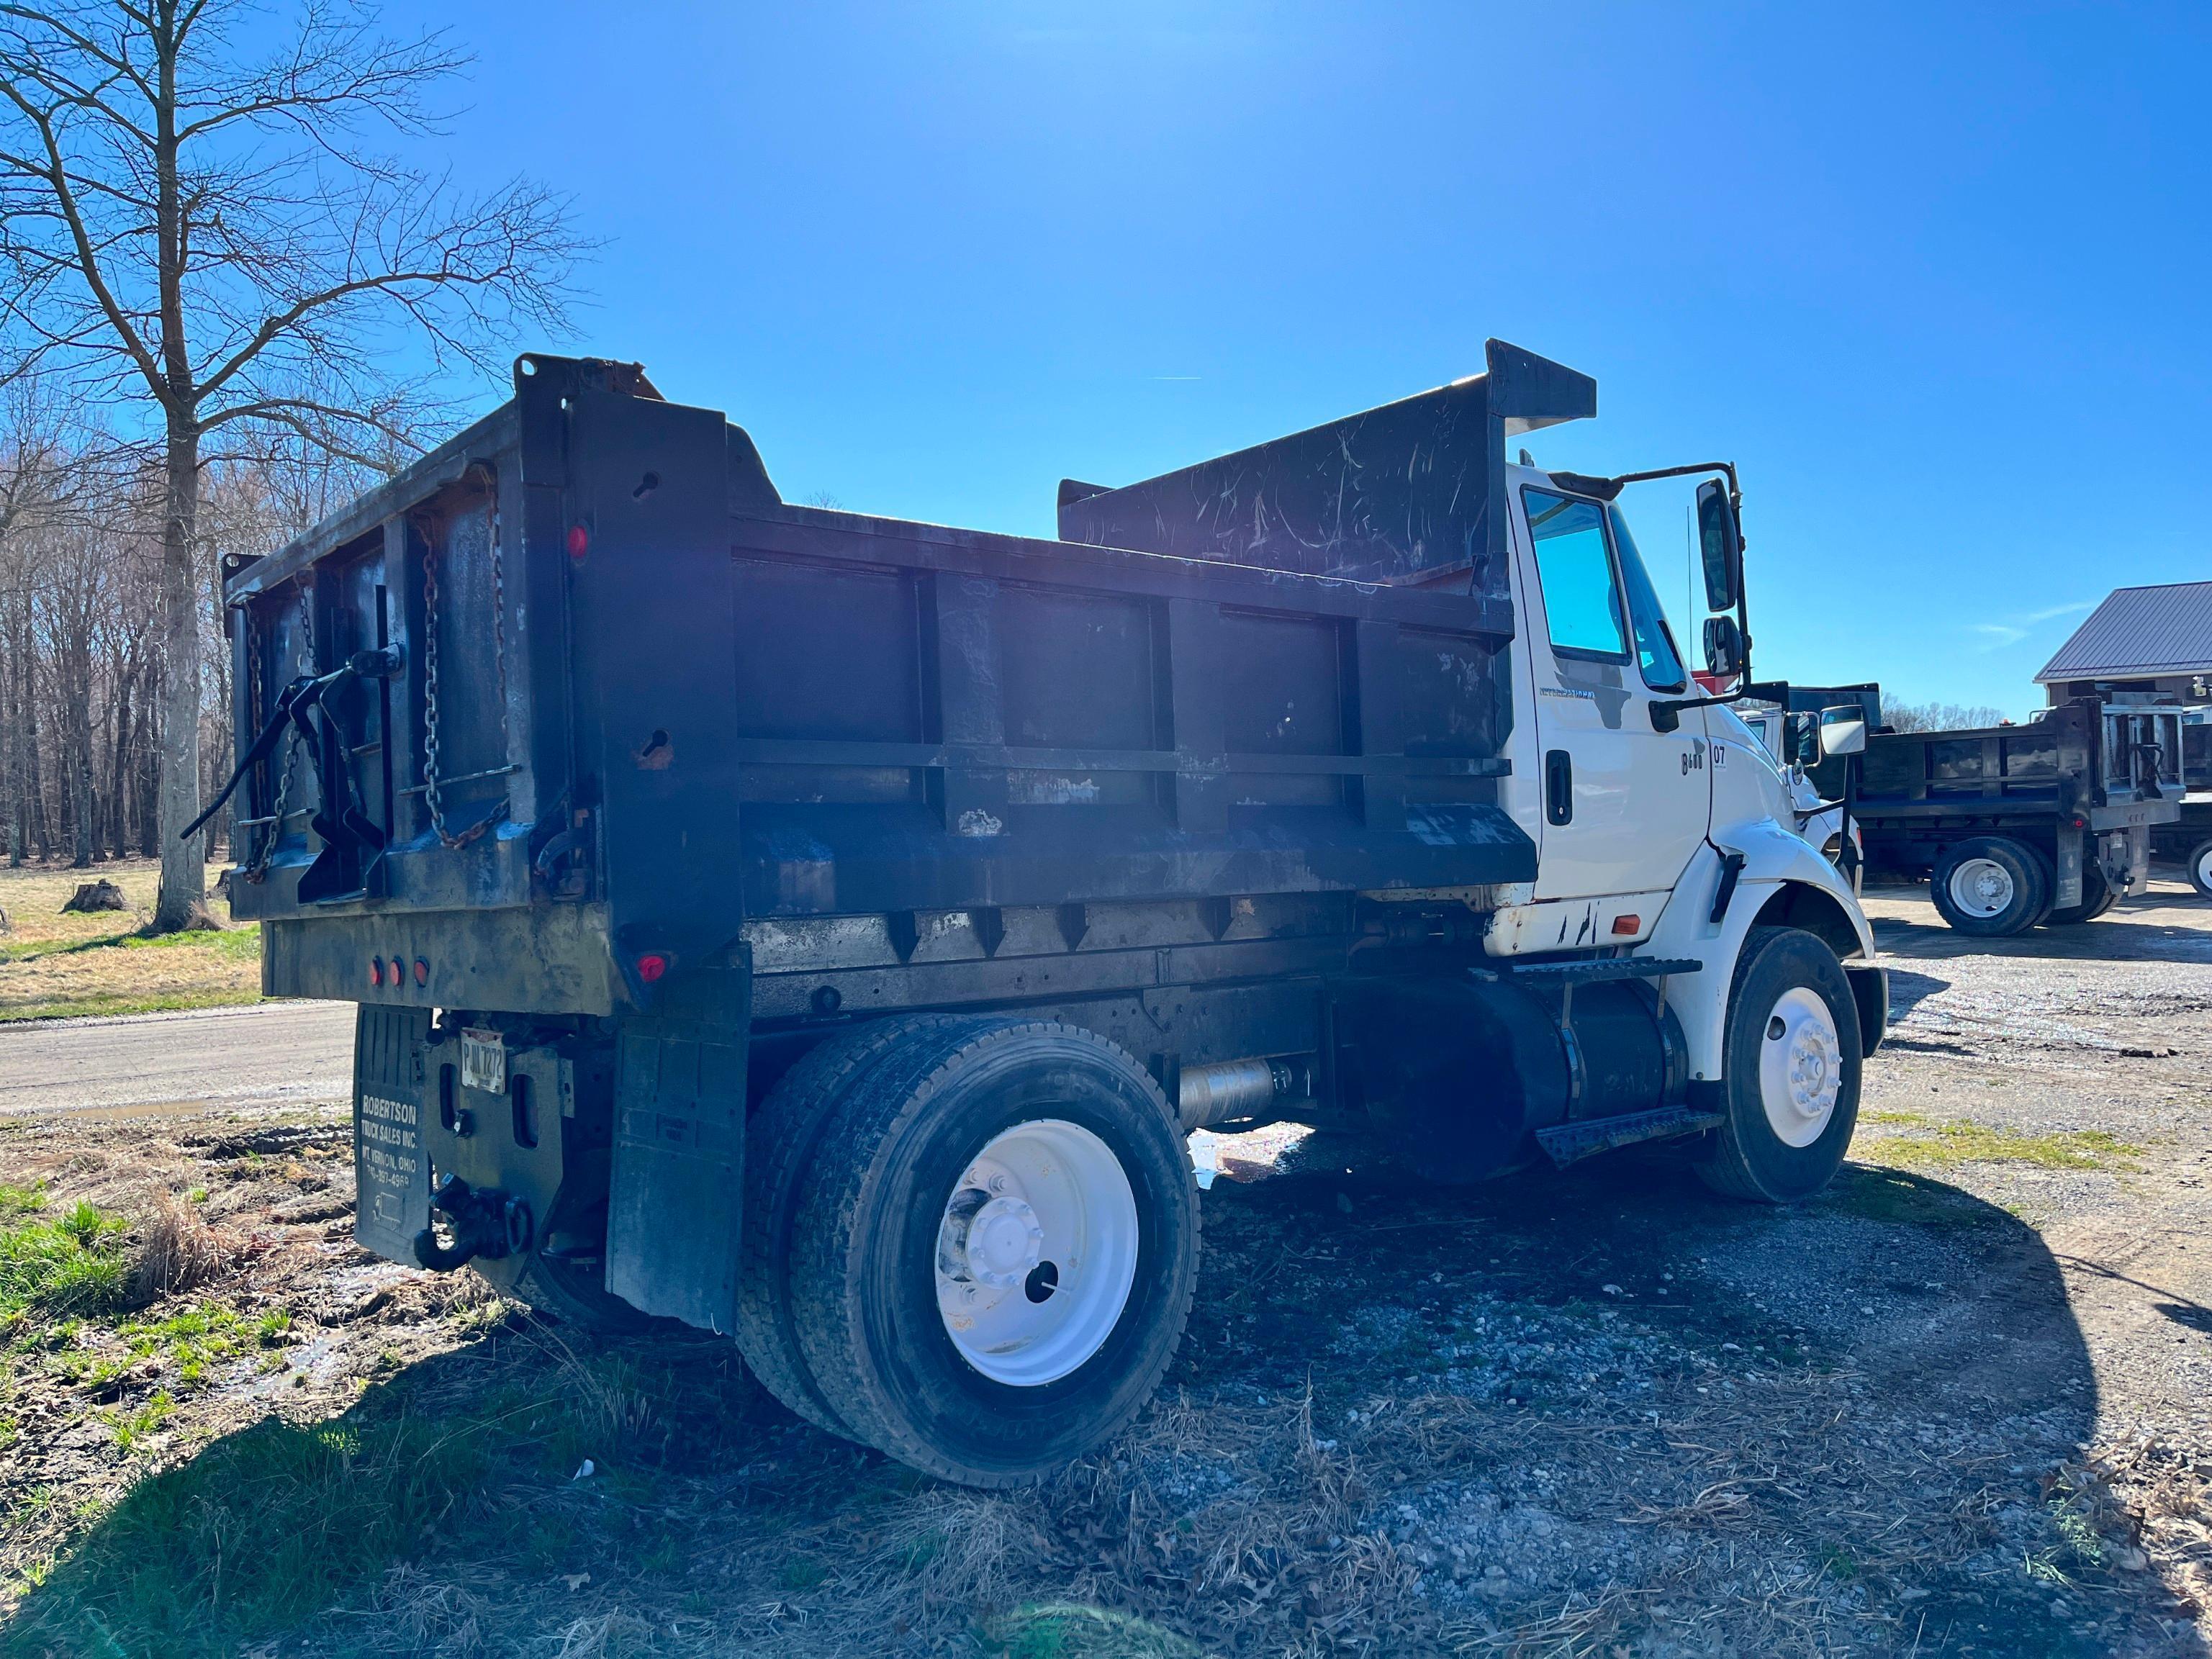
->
[1523,488,1627,660]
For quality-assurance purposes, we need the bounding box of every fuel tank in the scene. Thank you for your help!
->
[1333,970,1687,1183]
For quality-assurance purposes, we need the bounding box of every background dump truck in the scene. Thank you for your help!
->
[1851,700,2182,934]
[215,343,1886,1486]
[2148,705,2212,898]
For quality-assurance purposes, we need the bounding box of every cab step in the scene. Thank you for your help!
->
[1535,1106,1725,1167]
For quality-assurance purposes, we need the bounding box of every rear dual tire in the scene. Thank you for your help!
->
[1930,836,2048,936]
[738,1018,1198,1487]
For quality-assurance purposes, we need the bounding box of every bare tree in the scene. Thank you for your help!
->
[1883,700,2015,733]
[0,0,579,928]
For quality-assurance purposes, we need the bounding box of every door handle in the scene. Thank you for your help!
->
[1545,749,1573,826]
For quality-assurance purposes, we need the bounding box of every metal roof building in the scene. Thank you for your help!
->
[2037,582,2212,703]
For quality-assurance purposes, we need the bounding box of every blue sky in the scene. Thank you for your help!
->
[389,0,2211,717]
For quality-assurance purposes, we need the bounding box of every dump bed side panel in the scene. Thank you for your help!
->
[722,512,1535,919]
[1057,338,1596,589]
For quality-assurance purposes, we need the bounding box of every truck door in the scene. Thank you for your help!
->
[1515,483,1709,902]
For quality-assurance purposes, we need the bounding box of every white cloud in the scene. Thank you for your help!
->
[1964,599,2095,652]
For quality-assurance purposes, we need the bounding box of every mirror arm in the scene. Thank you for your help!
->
[1649,690,1748,734]
[1604,460,1741,497]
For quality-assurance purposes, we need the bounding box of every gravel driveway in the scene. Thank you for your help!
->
[0,882,2206,1657]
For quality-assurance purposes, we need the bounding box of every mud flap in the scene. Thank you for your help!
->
[2054,833,2083,910]
[606,984,749,1330]
[354,1005,433,1265]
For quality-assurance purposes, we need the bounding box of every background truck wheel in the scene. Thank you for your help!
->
[2046,860,2118,925]
[1697,926,1862,1203]
[1930,837,2047,936]
[738,1014,957,1437]
[2190,838,2212,901]
[780,1019,1198,1488]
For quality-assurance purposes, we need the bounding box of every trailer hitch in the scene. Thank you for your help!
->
[412,1175,533,1272]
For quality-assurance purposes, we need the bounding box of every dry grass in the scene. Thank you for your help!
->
[0,859,261,1022]
[127,1193,253,1303]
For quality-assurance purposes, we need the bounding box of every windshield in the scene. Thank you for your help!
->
[1605,506,1688,693]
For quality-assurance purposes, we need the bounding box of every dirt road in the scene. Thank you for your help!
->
[0,883,2206,1658]
[0,1000,353,1118]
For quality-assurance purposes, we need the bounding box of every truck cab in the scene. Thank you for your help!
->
[215,342,1884,1486]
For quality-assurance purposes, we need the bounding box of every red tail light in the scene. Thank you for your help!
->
[368,957,384,987]
[566,523,590,559]
[634,952,668,984]
[413,957,430,987]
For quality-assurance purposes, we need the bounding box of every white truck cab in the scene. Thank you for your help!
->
[1484,462,1881,1098]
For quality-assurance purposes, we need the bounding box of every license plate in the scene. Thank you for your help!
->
[460,1029,507,1095]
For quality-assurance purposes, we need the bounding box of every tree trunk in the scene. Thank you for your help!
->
[1,586,22,867]
[153,419,203,927]
[64,635,94,869]
[109,667,133,859]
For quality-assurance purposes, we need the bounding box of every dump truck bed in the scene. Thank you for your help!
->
[220,353,1557,1018]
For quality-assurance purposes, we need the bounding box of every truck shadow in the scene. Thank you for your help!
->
[5,1144,2198,1658]
[1871,900,2212,966]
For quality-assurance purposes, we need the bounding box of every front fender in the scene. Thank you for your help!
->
[1639,820,1876,1083]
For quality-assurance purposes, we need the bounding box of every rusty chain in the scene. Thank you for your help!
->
[419,491,510,850]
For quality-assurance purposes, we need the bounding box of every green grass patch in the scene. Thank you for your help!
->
[1860,1111,2139,1173]
[983,1604,1206,1659]
[4,1347,715,1658]
[99,1391,176,1454]
[0,1202,129,1322]
[117,927,260,962]
[0,986,264,1024]
[0,1186,46,1225]
[109,1305,253,1390]
[2,1386,500,1655]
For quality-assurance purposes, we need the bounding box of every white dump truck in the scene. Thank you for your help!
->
[213,342,1887,1486]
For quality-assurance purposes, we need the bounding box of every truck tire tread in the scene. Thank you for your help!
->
[1697,926,1863,1204]
[1929,836,2046,937]
[736,1015,960,1437]
[785,1018,1198,1487]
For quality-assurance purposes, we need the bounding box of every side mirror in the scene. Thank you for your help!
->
[1819,705,1868,757]
[1702,615,1745,679]
[1695,478,1742,612]
[1785,710,1821,768]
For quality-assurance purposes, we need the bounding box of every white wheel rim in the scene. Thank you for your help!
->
[1759,986,1843,1148]
[2196,846,2212,892]
[1946,856,2015,919]
[934,1118,1138,1387]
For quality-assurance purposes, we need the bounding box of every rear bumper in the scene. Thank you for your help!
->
[263,901,614,1015]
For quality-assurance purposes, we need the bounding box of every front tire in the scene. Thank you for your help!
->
[780,1019,1199,1487]
[1931,836,2047,936]
[1697,927,1862,1203]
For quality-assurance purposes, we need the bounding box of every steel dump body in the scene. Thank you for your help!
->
[1853,699,2181,907]
[219,351,1609,1326]
[223,354,1553,1023]
[1856,700,2179,833]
